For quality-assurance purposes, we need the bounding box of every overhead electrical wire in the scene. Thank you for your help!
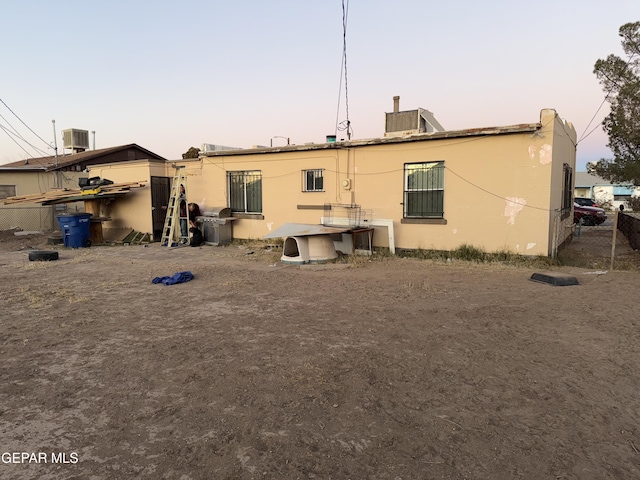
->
[0,97,54,162]
[0,123,38,159]
[0,112,50,158]
[334,0,352,140]
[577,49,638,145]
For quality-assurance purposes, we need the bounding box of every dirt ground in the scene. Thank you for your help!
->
[1,229,640,480]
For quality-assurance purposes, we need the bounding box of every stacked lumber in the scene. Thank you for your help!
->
[3,181,148,205]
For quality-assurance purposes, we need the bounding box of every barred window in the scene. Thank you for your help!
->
[404,162,444,218]
[303,169,324,192]
[228,171,262,214]
[0,185,16,200]
[562,163,573,219]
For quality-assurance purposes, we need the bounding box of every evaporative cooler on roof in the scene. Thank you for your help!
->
[62,129,90,153]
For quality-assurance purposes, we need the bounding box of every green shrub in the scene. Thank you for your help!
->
[626,196,640,211]
[452,244,485,261]
[397,244,555,267]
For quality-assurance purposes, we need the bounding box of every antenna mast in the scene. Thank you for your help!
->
[52,119,60,188]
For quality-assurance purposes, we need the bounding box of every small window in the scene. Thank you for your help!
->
[228,171,262,214]
[0,185,16,200]
[404,162,444,218]
[614,194,631,201]
[303,169,324,192]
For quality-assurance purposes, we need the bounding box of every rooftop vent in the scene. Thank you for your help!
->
[62,129,90,153]
[384,96,444,137]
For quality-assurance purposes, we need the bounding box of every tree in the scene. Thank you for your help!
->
[182,147,200,159]
[588,22,640,185]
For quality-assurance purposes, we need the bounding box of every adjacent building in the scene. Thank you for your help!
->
[574,171,640,210]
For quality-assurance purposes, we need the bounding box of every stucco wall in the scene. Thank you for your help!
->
[87,161,157,234]
[186,109,574,256]
[0,170,84,230]
[85,110,575,256]
[0,169,82,196]
[546,110,578,252]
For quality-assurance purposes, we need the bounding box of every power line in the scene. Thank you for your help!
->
[0,97,53,153]
[0,123,37,159]
[577,49,638,145]
[334,0,352,140]
[0,114,50,157]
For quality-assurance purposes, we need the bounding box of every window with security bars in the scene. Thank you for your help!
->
[404,162,445,218]
[228,171,262,214]
[0,185,16,200]
[562,163,572,219]
[303,169,324,192]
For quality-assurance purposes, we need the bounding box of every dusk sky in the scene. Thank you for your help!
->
[1,1,637,170]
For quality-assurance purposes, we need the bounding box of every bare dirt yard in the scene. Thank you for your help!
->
[1,229,640,480]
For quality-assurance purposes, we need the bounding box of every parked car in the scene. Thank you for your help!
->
[574,197,599,208]
[574,202,607,225]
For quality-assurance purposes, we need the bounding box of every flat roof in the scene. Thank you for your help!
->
[201,122,542,158]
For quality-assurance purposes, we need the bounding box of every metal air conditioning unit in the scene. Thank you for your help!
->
[384,96,445,137]
[62,129,90,152]
[201,143,242,153]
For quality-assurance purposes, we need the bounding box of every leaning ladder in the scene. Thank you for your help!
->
[160,166,189,247]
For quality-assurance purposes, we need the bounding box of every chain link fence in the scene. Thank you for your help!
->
[556,210,640,270]
[0,204,77,232]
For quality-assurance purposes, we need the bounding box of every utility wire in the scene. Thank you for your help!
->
[577,50,638,145]
[0,113,50,157]
[0,97,52,152]
[0,123,41,160]
[334,0,352,140]
[0,111,24,140]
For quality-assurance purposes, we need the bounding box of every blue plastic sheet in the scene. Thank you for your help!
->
[152,271,194,286]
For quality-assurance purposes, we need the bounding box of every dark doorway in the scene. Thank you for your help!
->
[151,176,170,241]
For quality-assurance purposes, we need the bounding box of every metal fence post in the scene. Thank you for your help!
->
[551,212,559,260]
[610,210,619,271]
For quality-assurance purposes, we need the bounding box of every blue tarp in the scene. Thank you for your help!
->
[152,271,194,286]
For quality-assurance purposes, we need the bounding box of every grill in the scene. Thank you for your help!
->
[196,207,236,246]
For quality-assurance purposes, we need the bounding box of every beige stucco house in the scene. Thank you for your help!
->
[3,108,577,257]
[186,108,576,256]
[106,108,573,257]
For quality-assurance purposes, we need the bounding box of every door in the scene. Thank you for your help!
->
[151,176,170,241]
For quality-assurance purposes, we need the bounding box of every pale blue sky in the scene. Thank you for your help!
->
[0,1,637,170]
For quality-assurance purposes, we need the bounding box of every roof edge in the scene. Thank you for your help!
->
[201,122,542,157]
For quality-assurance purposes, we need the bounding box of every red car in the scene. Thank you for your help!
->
[574,197,599,208]
[574,202,607,225]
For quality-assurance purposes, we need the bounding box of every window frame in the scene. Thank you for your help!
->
[227,170,262,214]
[0,185,16,200]
[403,161,445,219]
[561,163,573,219]
[302,169,324,192]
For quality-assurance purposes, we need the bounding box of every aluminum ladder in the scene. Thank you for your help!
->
[160,166,189,247]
